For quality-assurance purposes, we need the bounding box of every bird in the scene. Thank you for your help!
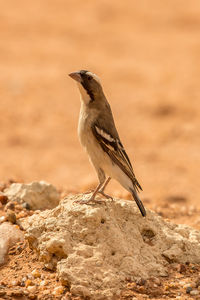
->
[68,70,146,217]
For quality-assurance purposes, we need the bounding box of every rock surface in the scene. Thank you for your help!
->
[4,181,60,210]
[21,194,200,299]
[0,223,24,265]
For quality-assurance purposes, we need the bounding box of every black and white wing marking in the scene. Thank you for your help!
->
[91,124,142,191]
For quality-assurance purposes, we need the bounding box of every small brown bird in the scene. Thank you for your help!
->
[69,70,146,217]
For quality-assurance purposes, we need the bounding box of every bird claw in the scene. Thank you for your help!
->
[97,191,113,201]
[73,188,113,205]
[74,195,107,205]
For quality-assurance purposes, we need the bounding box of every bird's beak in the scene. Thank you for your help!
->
[68,71,82,83]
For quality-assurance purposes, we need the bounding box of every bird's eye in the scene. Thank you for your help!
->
[87,75,92,81]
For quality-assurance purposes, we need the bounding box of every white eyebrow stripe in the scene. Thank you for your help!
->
[86,71,101,83]
[95,126,115,142]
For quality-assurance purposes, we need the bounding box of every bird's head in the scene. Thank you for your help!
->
[69,70,104,105]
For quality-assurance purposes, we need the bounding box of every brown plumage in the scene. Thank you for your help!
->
[69,70,146,217]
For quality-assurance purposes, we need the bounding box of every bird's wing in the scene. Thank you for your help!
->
[91,123,142,191]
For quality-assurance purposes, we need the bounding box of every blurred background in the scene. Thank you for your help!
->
[0,0,200,216]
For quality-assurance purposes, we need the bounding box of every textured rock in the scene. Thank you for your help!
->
[0,192,8,205]
[21,194,200,299]
[0,223,24,265]
[4,181,60,210]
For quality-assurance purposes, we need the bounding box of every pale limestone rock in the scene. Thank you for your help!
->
[4,181,60,210]
[20,194,200,299]
[0,223,24,265]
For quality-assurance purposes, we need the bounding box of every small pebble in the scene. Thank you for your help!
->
[179,264,186,273]
[22,202,31,210]
[5,202,15,211]
[27,285,37,293]
[6,210,16,224]
[52,286,65,295]
[11,280,19,286]
[0,183,6,192]
[185,282,195,288]
[127,282,136,289]
[31,269,41,278]
[21,276,27,282]
[27,274,34,280]
[136,278,146,286]
[43,289,50,295]
[16,211,27,219]
[23,290,29,295]
[25,279,32,287]
[41,274,45,280]
[15,204,22,210]
[152,277,161,285]
[0,192,8,204]
[169,282,178,288]
[0,216,6,223]
[190,290,199,296]
[184,283,192,289]
[28,293,37,299]
[186,286,193,294]
[16,246,23,253]
[40,280,48,286]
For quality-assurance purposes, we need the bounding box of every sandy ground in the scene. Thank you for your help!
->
[0,1,200,298]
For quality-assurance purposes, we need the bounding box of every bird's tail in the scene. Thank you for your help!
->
[130,188,146,217]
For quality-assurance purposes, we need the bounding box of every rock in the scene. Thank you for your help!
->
[179,263,187,273]
[5,201,15,211]
[21,194,200,300]
[190,289,199,296]
[52,286,65,295]
[22,202,31,210]
[0,290,6,296]
[0,216,6,224]
[0,192,8,205]
[27,285,37,293]
[0,183,5,191]
[31,269,41,278]
[4,181,60,210]
[0,223,24,265]
[8,289,24,297]
[6,210,16,224]
[25,279,33,287]
[11,280,20,286]
[186,286,193,294]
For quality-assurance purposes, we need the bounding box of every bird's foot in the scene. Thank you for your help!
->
[74,194,107,205]
[97,190,113,201]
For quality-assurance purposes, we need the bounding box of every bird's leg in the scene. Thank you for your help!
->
[97,177,113,200]
[87,168,108,202]
[83,168,106,196]
[74,169,109,204]
[87,182,104,202]
[74,182,105,204]
[99,177,111,193]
